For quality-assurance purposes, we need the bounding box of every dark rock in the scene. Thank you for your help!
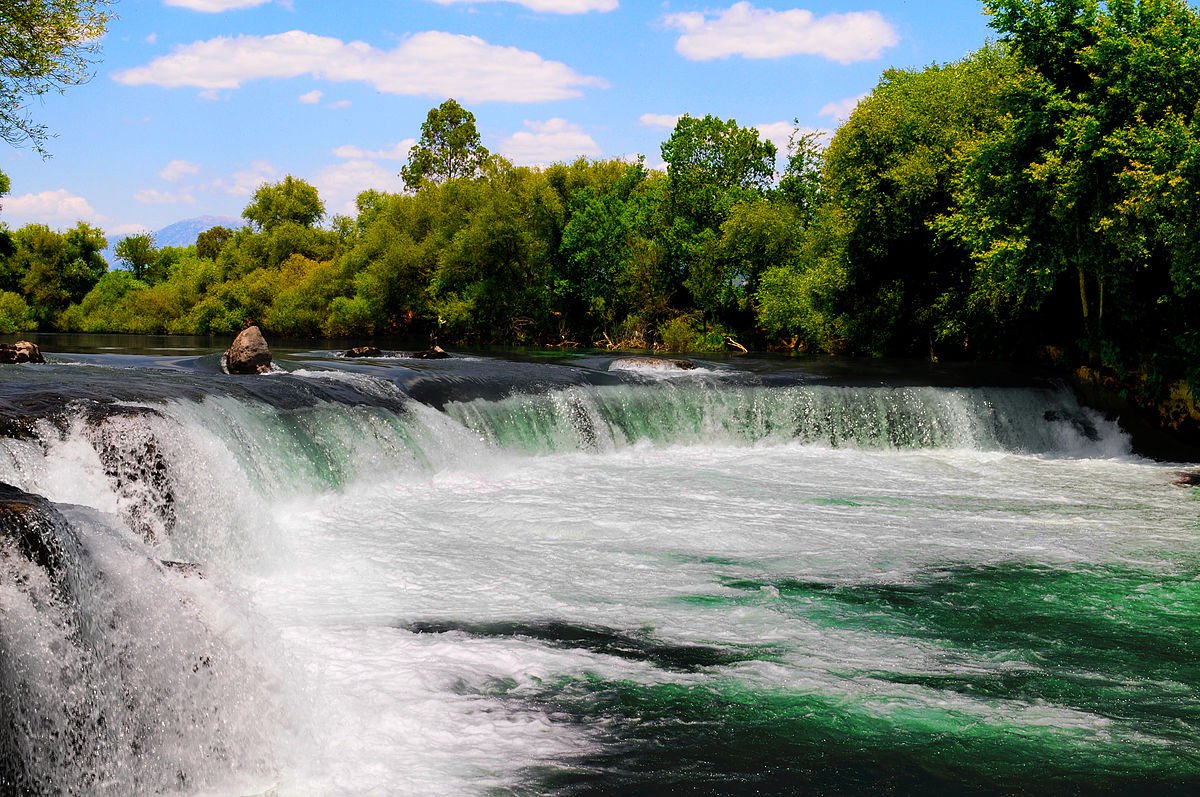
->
[223,326,272,374]
[411,345,450,360]
[1173,471,1200,487]
[343,346,383,358]
[0,341,45,364]
[0,482,65,577]
[81,406,177,543]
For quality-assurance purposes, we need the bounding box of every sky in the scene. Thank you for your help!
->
[1,0,997,237]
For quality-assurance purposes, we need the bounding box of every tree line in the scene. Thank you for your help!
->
[2,0,1200,415]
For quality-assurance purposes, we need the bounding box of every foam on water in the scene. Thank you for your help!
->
[2,360,1197,795]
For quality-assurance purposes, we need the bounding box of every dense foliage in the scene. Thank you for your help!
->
[2,0,1200,417]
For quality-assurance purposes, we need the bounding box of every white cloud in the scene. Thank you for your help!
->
[328,99,352,110]
[2,189,99,226]
[429,0,617,12]
[113,29,607,103]
[819,93,867,121]
[145,33,158,44]
[159,159,201,181]
[332,140,415,161]
[134,188,196,205]
[109,223,153,237]
[754,121,795,156]
[212,160,279,197]
[163,0,272,11]
[664,2,899,64]
[314,159,407,216]
[639,112,682,129]
[500,118,601,166]
[298,89,323,104]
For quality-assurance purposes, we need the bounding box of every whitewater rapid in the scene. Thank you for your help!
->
[1,347,1197,795]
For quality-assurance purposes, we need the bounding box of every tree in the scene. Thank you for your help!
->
[195,225,234,260]
[944,0,1200,371]
[819,45,1016,356]
[660,114,777,230]
[1,0,113,154]
[401,98,491,190]
[242,175,324,232]
[115,232,156,280]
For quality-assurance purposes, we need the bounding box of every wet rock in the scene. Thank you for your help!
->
[0,341,45,364]
[223,326,272,374]
[411,345,450,360]
[0,482,65,577]
[81,406,177,543]
[611,356,696,371]
[343,346,383,358]
[1173,471,1200,487]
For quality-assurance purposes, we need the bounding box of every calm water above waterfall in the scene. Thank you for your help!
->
[1,336,1198,796]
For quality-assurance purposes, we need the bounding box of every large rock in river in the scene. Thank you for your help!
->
[0,341,45,364]
[223,326,273,374]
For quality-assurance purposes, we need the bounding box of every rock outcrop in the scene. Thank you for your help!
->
[0,341,45,364]
[411,345,450,360]
[343,346,383,358]
[1173,471,1200,487]
[611,356,696,371]
[223,326,272,374]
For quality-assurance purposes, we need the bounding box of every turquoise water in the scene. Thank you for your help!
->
[0,350,1197,795]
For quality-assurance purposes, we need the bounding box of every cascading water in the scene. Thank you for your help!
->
[1,345,1196,796]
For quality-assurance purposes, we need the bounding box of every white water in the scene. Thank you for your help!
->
[2,369,1197,794]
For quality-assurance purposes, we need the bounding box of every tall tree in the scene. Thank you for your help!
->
[115,232,156,281]
[945,0,1200,370]
[1,0,113,153]
[401,98,491,190]
[660,114,777,230]
[242,176,324,232]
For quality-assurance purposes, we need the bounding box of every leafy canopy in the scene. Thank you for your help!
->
[0,0,114,154]
[401,98,491,190]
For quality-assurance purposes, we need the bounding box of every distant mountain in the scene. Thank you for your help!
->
[104,215,242,267]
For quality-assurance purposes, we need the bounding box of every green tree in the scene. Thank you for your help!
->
[661,114,777,230]
[13,221,106,325]
[195,225,234,260]
[944,0,1200,372]
[115,232,156,280]
[243,175,324,232]
[1,0,113,153]
[401,98,491,190]
[820,44,1016,356]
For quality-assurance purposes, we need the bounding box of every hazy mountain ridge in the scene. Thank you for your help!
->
[103,215,241,266]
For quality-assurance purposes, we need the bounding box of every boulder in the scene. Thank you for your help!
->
[611,356,696,372]
[343,346,383,358]
[0,340,45,364]
[411,345,450,360]
[223,326,272,374]
[1173,471,1200,487]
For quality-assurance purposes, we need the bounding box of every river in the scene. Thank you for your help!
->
[1,335,1197,795]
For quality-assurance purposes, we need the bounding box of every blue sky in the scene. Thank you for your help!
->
[1,0,996,237]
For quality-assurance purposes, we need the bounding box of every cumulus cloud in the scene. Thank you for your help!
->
[213,160,279,196]
[754,121,795,155]
[819,93,867,121]
[429,0,617,12]
[664,2,898,64]
[332,141,414,161]
[159,159,201,181]
[163,0,273,11]
[298,89,323,104]
[2,189,99,226]
[113,29,607,102]
[314,159,407,215]
[639,112,682,129]
[134,188,197,205]
[499,118,601,166]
